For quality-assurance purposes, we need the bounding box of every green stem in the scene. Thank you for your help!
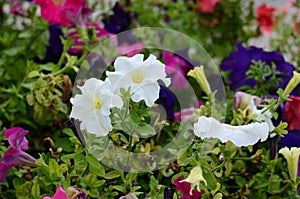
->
[211,160,226,172]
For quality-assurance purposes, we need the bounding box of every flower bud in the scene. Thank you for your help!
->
[282,71,300,97]
[279,147,300,181]
[187,66,211,96]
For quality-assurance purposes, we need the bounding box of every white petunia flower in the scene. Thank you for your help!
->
[248,99,275,132]
[106,54,171,107]
[194,116,269,147]
[70,78,123,136]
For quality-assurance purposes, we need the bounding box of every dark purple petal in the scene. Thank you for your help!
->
[76,188,88,199]
[280,130,300,148]
[164,187,175,199]
[0,163,10,183]
[1,148,36,167]
[34,24,64,64]
[102,2,131,34]
[4,127,29,151]
[157,85,176,121]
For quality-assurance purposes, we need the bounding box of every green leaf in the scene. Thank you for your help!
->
[62,128,75,137]
[18,31,32,38]
[16,181,32,198]
[83,173,97,187]
[69,137,82,145]
[112,185,127,193]
[26,94,35,106]
[49,159,61,181]
[88,189,99,198]
[27,71,40,78]
[86,154,105,177]
[40,63,57,71]
[31,183,40,199]
[105,170,121,180]
[3,46,26,56]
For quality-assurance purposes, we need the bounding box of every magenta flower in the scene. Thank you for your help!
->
[174,176,204,199]
[0,127,36,183]
[163,51,192,91]
[198,0,221,13]
[34,0,85,26]
[43,186,70,199]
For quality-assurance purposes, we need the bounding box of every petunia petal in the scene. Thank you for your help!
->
[194,116,269,147]
[131,81,160,107]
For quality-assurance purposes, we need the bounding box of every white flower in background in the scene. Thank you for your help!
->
[279,147,300,182]
[70,78,123,136]
[194,116,269,147]
[106,54,171,107]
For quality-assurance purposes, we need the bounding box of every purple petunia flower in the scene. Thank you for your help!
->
[0,127,36,183]
[102,2,131,34]
[157,84,176,121]
[280,130,300,148]
[220,44,295,95]
[174,175,204,199]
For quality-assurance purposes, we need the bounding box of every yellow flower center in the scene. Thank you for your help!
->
[131,72,144,83]
[53,0,65,6]
[94,98,103,109]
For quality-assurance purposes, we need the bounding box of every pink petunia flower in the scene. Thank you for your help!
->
[0,127,36,183]
[198,0,221,13]
[33,0,85,26]
[256,4,276,36]
[174,176,204,199]
[162,51,191,91]
[43,186,70,199]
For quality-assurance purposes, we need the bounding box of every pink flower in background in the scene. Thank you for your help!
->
[0,127,36,183]
[256,4,276,36]
[34,0,85,26]
[43,186,70,199]
[162,51,191,90]
[116,42,144,57]
[198,0,221,13]
[285,0,296,12]
[174,101,201,122]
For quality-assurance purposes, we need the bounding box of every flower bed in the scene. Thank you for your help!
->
[1,0,300,198]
